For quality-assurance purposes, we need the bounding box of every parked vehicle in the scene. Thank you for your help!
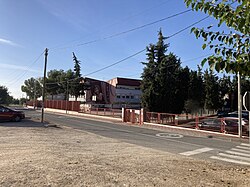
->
[198,118,223,132]
[199,117,249,134]
[0,105,25,122]
[218,110,249,120]
[223,117,249,134]
[227,111,249,120]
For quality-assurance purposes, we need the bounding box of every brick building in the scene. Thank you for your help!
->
[69,77,141,109]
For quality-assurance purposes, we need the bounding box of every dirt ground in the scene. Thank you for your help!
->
[0,120,249,187]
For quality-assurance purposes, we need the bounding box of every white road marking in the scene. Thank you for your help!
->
[156,133,183,138]
[231,148,250,154]
[241,143,250,147]
[218,153,250,162]
[210,156,250,166]
[211,143,250,166]
[226,150,250,157]
[180,147,213,156]
[236,145,250,150]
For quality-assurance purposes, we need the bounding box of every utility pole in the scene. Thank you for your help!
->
[33,80,36,109]
[41,48,48,123]
[66,80,69,114]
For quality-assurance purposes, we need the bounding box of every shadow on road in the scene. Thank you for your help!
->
[0,119,48,128]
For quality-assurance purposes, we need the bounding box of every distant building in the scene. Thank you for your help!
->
[47,93,65,101]
[69,77,142,109]
[107,77,141,108]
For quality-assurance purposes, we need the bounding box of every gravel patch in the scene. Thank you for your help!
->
[0,120,249,187]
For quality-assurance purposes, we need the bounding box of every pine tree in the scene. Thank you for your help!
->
[141,44,157,111]
[218,75,233,110]
[185,69,204,113]
[71,52,82,101]
[204,69,220,110]
[175,66,190,113]
[158,52,182,113]
[141,30,186,113]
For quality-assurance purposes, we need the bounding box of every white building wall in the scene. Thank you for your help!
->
[63,77,142,108]
[115,88,141,104]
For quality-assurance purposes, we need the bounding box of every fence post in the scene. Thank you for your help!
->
[221,118,225,133]
[122,108,126,122]
[131,110,135,123]
[175,115,178,125]
[139,108,145,125]
[157,113,161,124]
[195,116,199,129]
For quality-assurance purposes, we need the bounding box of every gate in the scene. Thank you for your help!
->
[124,109,142,124]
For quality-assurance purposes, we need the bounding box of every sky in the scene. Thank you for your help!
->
[0,0,231,98]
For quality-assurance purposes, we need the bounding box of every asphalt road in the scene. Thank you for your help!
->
[25,109,250,166]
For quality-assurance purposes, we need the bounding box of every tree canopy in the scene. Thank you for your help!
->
[184,0,250,75]
[0,85,12,105]
[71,52,82,101]
[46,69,68,99]
[21,77,42,100]
[141,30,189,113]
[141,30,250,113]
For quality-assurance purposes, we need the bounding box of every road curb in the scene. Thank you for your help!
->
[39,108,249,143]
[143,122,249,143]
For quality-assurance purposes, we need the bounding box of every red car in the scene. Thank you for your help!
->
[0,106,25,122]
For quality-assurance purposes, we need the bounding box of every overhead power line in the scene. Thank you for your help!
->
[84,48,146,77]
[166,16,209,38]
[51,9,192,51]
[46,48,146,85]
[125,53,213,78]
[182,53,213,63]
[6,51,45,87]
[50,0,171,50]
[78,10,193,46]
[46,15,209,85]
[84,16,210,77]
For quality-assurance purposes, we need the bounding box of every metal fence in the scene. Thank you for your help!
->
[80,108,122,118]
[145,112,176,125]
[44,100,80,112]
[145,111,249,136]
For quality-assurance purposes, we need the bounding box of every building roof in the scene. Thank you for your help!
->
[114,77,141,87]
[85,77,141,87]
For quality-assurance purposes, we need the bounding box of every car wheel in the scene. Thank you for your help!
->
[14,116,21,122]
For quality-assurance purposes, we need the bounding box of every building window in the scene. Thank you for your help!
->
[122,95,125,99]
[117,95,121,98]
[126,96,130,99]
[131,96,134,99]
